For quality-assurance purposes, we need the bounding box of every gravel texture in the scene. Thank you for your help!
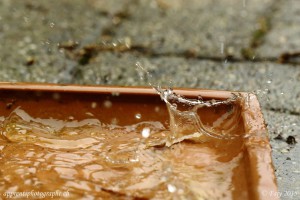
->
[257,0,300,58]
[264,110,300,199]
[107,0,274,58]
[0,0,110,83]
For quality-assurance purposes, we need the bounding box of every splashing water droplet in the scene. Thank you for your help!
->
[129,157,139,163]
[220,42,224,54]
[154,106,160,112]
[23,17,29,23]
[243,0,246,7]
[141,128,150,138]
[111,92,120,96]
[103,100,112,108]
[135,113,141,119]
[136,62,242,147]
[167,184,177,193]
[111,118,118,125]
[91,102,97,109]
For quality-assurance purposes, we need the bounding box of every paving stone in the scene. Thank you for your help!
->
[257,0,300,58]
[0,0,110,83]
[109,0,274,58]
[87,0,133,15]
[264,110,300,200]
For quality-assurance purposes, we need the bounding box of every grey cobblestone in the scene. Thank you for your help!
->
[264,110,300,200]
[0,0,110,83]
[109,0,274,58]
[257,0,300,58]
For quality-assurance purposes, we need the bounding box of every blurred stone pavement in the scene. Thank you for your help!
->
[0,0,299,198]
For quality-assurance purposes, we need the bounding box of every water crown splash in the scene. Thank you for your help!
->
[136,62,243,147]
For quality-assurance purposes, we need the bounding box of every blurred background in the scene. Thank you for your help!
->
[0,0,299,198]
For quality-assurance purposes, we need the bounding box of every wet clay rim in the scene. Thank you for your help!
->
[0,82,278,200]
[0,82,233,99]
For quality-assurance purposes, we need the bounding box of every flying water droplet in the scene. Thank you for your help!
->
[243,0,246,7]
[220,42,224,54]
[135,113,141,119]
[91,102,97,109]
